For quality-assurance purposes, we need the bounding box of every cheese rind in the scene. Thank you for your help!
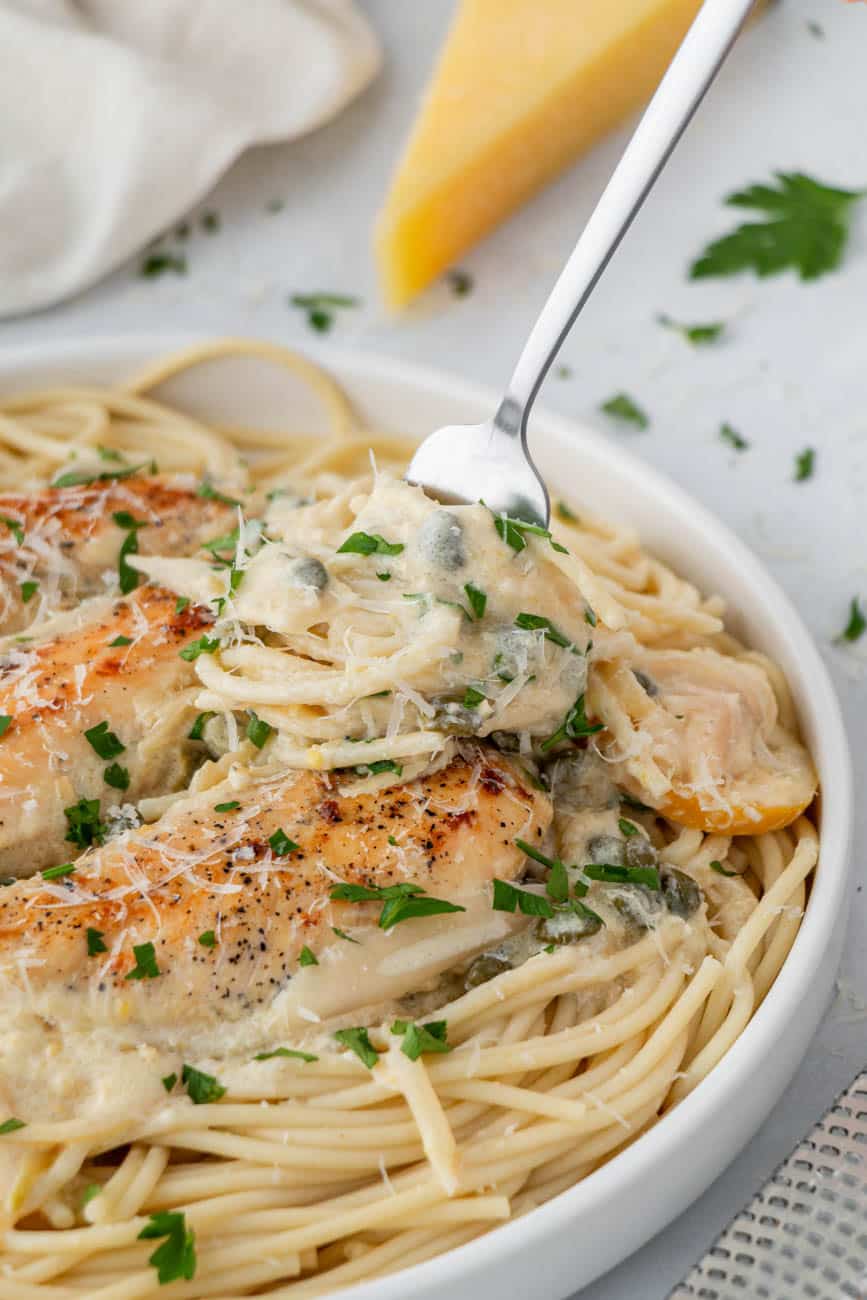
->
[375,0,706,307]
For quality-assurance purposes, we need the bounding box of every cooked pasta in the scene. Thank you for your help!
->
[0,339,818,1298]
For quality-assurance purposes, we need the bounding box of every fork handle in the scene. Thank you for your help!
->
[500,0,756,429]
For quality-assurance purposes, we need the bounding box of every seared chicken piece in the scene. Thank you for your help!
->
[0,586,215,875]
[0,748,551,1033]
[0,473,236,634]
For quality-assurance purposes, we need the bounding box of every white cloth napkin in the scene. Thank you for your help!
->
[0,0,381,318]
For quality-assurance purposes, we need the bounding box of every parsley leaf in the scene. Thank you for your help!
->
[196,479,241,507]
[84,720,125,760]
[584,863,660,889]
[492,878,554,918]
[64,798,105,849]
[329,880,465,930]
[601,393,649,430]
[269,828,299,857]
[162,1074,177,1093]
[86,927,108,956]
[514,611,574,651]
[355,758,403,777]
[464,582,487,619]
[657,314,725,345]
[198,930,217,948]
[337,532,404,557]
[188,712,215,741]
[390,1019,451,1061]
[181,1064,226,1104]
[290,292,360,332]
[109,635,133,647]
[52,462,149,489]
[837,597,866,644]
[246,712,273,749]
[556,501,578,523]
[618,818,639,837]
[125,941,161,981]
[0,1118,26,1135]
[709,860,737,877]
[140,252,188,279]
[690,172,866,282]
[462,686,486,708]
[20,580,38,604]
[214,800,240,813]
[334,1026,379,1069]
[298,945,318,967]
[104,763,129,790]
[0,716,11,739]
[331,926,360,944]
[540,692,603,752]
[254,1047,318,1063]
[179,635,220,662]
[138,1211,196,1285]
[794,447,816,481]
[720,422,750,452]
[2,518,24,545]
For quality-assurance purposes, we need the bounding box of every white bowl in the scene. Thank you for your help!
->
[0,335,852,1300]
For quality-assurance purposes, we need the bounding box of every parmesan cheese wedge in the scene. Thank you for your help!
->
[376,0,711,306]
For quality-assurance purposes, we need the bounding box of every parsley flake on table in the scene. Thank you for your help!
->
[601,393,649,430]
[289,292,360,333]
[690,172,866,282]
[657,313,725,345]
[446,269,473,297]
[139,252,188,279]
[836,597,866,644]
[138,1211,196,1285]
[794,447,816,481]
[719,422,749,452]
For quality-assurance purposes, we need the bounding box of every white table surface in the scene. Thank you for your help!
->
[1,2,865,1295]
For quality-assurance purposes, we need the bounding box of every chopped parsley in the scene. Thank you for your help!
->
[197,479,241,508]
[86,927,108,956]
[390,1019,451,1061]
[330,881,465,930]
[126,942,161,981]
[254,1047,318,1063]
[3,518,24,545]
[181,1064,226,1104]
[162,1074,177,1093]
[836,597,866,644]
[514,611,574,650]
[618,817,639,837]
[214,800,240,813]
[446,269,473,297]
[355,758,403,777]
[41,862,75,881]
[246,712,273,749]
[584,863,660,889]
[331,926,360,944]
[52,462,149,489]
[138,1211,196,1285]
[179,635,220,662]
[556,500,578,523]
[794,447,816,481]
[290,292,360,332]
[0,716,11,739]
[540,692,603,752]
[0,1118,26,1136]
[690,172,866,282]
[269,829,299,857]
[198,930,217,948]
[337,531,404,557]
[140,252,188,279]
[64,798,105,849]
[720,422,749,452]
[601,393,649,431]
[376,571,392,581]
[489,509,568,555]
[709,860,737,877]
[657,314,725,345]
[334,1026,379,1069]
[175,596,190,614]
[188,712,215,741]
[387,835,398,846]
[20,580,38,604]
[298,945,318,967]
[492,878,554,919]
[81,1183,102,1205]
[109,635,133,647]
[464,582,487,619]
[462,686,486,708]
[104,763,130,791]
[84,720,125,760]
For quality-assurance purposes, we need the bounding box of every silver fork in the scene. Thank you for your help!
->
[407,0,756,527]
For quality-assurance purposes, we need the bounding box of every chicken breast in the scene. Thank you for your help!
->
[0,473,236,634]
[0,748,552,1037]
[0,586,215,875]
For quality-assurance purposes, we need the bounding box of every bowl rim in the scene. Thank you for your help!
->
[0,332,853,1298]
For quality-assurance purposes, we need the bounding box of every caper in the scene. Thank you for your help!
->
[632,669,659,697]
[536,907,602,946]
[417,510,465,571]
[289,557,328,590]
[624,835,658,869]
[611,884,660,935]
[587,834,626,866]
[464,954,511,990]
[490,730,520,752]
[661,867,702,919]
